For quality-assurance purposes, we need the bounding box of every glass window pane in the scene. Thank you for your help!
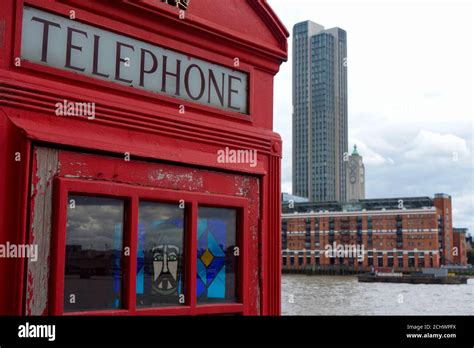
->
[64,195,124,312]
[137,202,185,307]
[197,207,237,304]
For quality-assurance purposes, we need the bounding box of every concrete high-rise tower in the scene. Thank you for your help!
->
[292,20,348,202]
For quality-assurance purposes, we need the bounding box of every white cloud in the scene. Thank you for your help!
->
[403,130,471,161]
[349,138,393,166]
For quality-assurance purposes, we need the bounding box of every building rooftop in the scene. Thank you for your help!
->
[351,144,359,156]
[282,196,435,214]
[282,193,309,204]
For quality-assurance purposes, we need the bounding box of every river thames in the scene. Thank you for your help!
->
[282,275,474,315]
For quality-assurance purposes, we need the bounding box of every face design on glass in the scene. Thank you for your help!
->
[152,244,180,295]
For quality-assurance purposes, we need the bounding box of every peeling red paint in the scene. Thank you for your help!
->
[57,149,262,313]
[26,148,59,315]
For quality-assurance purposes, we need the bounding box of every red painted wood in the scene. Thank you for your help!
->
[13,0,284,127]
[0,0,288,315]
[240,201,251,315]
[194,303,244,316]
[51,173,251,316]
[189,201,198,315]
[49,178,68,315]
[125,196,138,311]
[0,116,31,315]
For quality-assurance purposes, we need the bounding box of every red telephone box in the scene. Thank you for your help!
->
[0,0,288,315]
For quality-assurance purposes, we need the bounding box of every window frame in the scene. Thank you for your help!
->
[50,177,249,316]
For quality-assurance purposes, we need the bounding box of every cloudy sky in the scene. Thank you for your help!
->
[269,0,474,233]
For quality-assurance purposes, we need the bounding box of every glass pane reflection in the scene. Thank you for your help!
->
[197,207,237,304]
[64,195,124,312]
[137,202,185,307]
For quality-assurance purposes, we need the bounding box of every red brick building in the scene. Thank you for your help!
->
[453,228,468,266]
[282,194,461,273]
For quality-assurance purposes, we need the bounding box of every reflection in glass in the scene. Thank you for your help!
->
[64,195,124,312]
[197,207,237,304]
[137,202,185,307]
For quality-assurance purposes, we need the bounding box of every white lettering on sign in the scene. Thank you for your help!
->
[21,6,248,114]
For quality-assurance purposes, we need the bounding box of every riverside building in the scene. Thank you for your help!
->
[281,193,462,273]
[452,228,469,266]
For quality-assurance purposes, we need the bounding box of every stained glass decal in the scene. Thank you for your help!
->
[197,207,237,304]
[64,195,124,312]
[137,202,185,307]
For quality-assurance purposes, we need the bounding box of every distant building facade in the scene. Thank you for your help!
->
[466,233,473,265]
[452,228,468,265]
[281,193,461,272]
[282,193,309,204]
[345,145,365,201]
[292,20,348,202]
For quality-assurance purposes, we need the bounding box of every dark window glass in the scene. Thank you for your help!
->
[197,207,237,304]
[388,258,394,267]
[64,195,124,312]
[137,202,185,307]
[398,258,404,267]
[418,257,425,267]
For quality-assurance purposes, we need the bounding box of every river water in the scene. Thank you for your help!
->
[281,275,474,315]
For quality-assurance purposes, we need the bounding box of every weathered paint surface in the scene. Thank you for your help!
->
[26,147,59,315]
[57,150,262,313]
[0,0,287,315]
